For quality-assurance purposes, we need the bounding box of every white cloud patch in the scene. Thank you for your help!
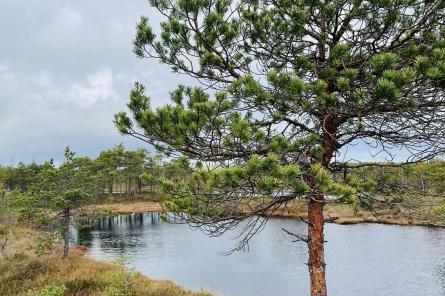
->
[55,8,83,30]
[32,72,52,88]
[0,64,16,83]
[24,69,119,108]
[0,65,130,163]
[65,70,118,108]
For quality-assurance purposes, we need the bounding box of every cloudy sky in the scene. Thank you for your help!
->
[0,0,195,165]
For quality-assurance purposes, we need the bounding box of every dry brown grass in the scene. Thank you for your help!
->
[0,226,37,257]
[0,226,208,296]
[0,251,205,296]
[89,200,163,215]
[269,201,366,220]
[241,200,440,227]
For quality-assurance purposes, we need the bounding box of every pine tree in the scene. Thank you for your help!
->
[17,148,100,259]
[115,1,445,295]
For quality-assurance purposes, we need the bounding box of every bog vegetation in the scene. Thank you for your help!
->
[0,230,207,296]
[1,147,445,295]
[0,145,191,258]
[0,145,209,296]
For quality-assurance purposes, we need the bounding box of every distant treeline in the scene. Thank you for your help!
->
[341,160,445,196]
[0,144,190,199]
[1,147,445,203]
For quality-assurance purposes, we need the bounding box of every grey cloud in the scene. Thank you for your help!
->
[0,0,187,164]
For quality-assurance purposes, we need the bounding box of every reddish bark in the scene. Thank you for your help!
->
[307,117,336,296]
[308,197,327,296]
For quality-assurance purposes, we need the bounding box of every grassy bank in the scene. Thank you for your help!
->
[0,226,209,296]
[92,199,163,215]
[261,202,443,227]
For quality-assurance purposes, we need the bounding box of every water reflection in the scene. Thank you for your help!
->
[72,213,445,296]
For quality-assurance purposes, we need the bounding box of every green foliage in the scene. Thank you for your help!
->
[6,148,103,258]
[26,284,66,296]
[197,153,304,195]
[347,176,377,194]
[372,53,397,73]
[25,148,100,215]
[431,206,445,222]
[198,289,212,296]
[140,172,157,188]
[0,162,43,193]
[375,78,400,101]
[345,160,445,197]
[5,191,47,225]
[310,164,355,201]
[98,208,119,219]
[0,192,16,224]
[35,235,55,257]
[101,258,142,296]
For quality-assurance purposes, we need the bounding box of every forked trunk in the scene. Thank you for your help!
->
[308,196,327,296]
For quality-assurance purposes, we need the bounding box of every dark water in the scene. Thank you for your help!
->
[71,213,445,296]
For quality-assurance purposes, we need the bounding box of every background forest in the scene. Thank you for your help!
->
[1,147,445,224]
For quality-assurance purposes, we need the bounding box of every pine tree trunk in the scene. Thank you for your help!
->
[108,181,113,197]
[307,118,336,296]
[138,178,142,195]
[129,178,132,197]
[308,196,327,296]
[62,208,70,260]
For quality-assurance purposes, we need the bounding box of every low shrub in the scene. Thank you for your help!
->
[101,258,141,296]
[26,284,66,296]
[35,235,55,257]
[65,277,105,295]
